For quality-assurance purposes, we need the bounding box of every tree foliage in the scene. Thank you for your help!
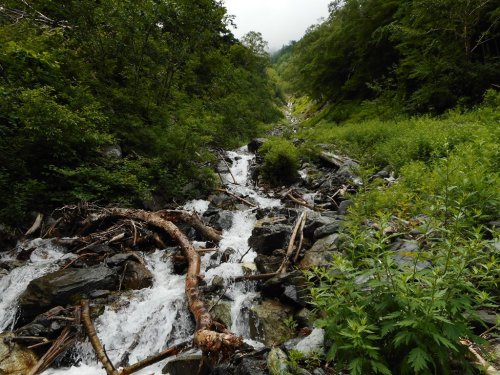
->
[276,0,500,113]
[0,0,282,225]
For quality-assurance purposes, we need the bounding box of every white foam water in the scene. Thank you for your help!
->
[0,239,68,331]
[4,147,280,374]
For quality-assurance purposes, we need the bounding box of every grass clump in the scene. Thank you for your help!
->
[259,138,300,186]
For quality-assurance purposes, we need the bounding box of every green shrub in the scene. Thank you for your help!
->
[259,138,300,185]
[308,217,496,375]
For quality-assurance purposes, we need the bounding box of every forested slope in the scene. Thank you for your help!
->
[0,0,282,225]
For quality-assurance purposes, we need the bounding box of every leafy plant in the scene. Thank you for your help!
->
[259,138,300,186]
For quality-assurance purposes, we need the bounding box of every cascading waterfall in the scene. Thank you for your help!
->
[0,146,279,374]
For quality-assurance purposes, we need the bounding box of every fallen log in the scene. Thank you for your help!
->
[97,208,243,354]
[215,188,257,208]
[286,193,324,211]
[278,212,307,273]
[157,210,222,243]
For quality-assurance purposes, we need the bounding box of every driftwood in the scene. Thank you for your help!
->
[25,213,43,236]
[278,212,307,273]
[157,210,222,243]
[286,193,324,211]
[81,300,117,375]
[96,208,243,354]
[460,339,499,375]
[215,188,257,208]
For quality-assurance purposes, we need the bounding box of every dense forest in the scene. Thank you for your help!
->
[0,0,282,225]
[275,0,500,117]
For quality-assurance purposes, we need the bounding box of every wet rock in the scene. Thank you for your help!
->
[476,310,498,326]
[0,332,38,374]
[248,138,267,153]
[235,357,268,375]
[212,275,225,289]
[261,271,309,307]
[294,328,325,355]
[209,193,238,210]
[268,347,289,375]
[249,299,294,346]
[16,306,67,339]
[206,210,233,231]
[210,300,232,328]
[299,234,340,269]
[121,261,153,290]
[211,247,236,264]
[248,224,292,255]
[18,265,118,322]
[255,253,283,274]
[106,252,143,267]
[313,220,341,240]
[242,262,257,275]
[162,351,208,375]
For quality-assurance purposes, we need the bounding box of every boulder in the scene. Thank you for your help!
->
[18,265,118,322]
[299,234,340,269]
[162,351,208,375]
[313,221,341,240]
[210,300,232,328]
[103,144,122,158]
[261,271,309,307]
[255,253,283,274]
[249,299,294,346]
[16,306,67,339]
[303,212,338,239]
[235,357,268,375]
[121,261,154,291]
[106,252,143,267]
[248,224,292,255]
[0,333,38,375]
[205,210,233,231]
[268,347,289,375]
[294,328,325,355]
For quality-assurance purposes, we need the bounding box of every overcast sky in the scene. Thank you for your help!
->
[223,0,331,51]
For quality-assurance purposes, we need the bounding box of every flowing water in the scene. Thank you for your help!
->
[0,147,280,374]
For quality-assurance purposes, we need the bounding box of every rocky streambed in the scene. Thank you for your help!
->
[3,140,496,375]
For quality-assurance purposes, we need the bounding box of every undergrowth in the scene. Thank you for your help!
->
[304,90,500,374]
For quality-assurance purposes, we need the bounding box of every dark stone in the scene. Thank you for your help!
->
[235,358,268,375]
[303,213,338,239]
[16,306,67,339]
[18,265,118,322]
[206,210,233,231]
[210,247,236,264]
[337,200,353,215]
[162,352,208,375]
[106,252,142,267]
[248,138,267,153]
[255,253,283,274]
[210,364,235,375]
[313,221,341,240]
[261,271,309,307]
[248,224,292,255]
[121,261,153,290]
[86,243,114,254]
[209,193,238,210]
